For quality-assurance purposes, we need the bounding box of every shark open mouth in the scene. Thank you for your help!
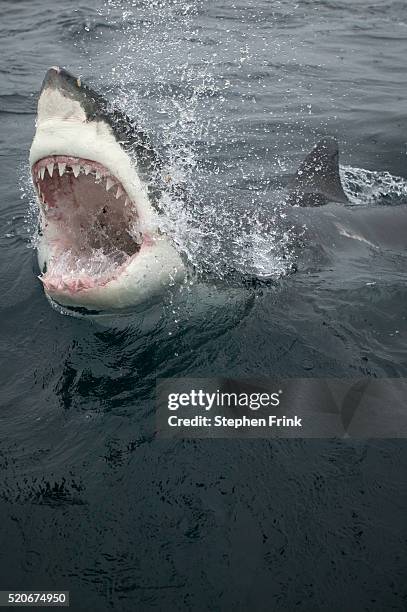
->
[32,155,142,294]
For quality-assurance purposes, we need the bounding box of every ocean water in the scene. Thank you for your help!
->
[1,1,407,610]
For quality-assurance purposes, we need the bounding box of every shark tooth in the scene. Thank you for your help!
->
[106,177,115,191]
[46,162,54,177]
[124,197,130,206]
[116,186,124,199]
[72,164,81,178]
[84,165,91,175]
[95,170,102,181]
[37,169,41,179]
[40,167,45,180]
[58,162,66,176]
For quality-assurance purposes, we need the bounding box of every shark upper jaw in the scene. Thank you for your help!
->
[29,67,185,311]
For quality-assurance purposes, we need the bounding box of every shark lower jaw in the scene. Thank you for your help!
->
[31,154,149,297]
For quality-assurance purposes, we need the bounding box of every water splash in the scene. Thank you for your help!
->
[91,0,303,283]
[341,166,407,206]
[19,165,41,248]
[44,248,127,284]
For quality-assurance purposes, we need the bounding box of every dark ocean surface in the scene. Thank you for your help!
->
[0,0,407,610]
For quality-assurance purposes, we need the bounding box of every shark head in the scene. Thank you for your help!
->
[29,66,185,311]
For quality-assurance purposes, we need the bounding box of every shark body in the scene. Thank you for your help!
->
[30,68,360,311]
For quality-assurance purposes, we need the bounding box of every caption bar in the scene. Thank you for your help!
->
[156,377,407,438]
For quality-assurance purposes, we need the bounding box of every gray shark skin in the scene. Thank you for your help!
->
[288,137,349,207]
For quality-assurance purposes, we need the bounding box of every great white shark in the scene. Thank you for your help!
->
[30,67,354,311]
[30,66,185,311]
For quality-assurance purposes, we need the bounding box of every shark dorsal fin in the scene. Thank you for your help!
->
[289,137,349,206]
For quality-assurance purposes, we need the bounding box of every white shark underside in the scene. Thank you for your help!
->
[30,67,185,311]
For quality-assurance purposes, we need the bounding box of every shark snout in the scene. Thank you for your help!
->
[41,66,83,98]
